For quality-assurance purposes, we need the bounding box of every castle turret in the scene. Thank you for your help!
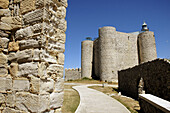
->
[98,26,117,82]
[141,22,149,31]
[138,24,157,63]
[81,39,93,79]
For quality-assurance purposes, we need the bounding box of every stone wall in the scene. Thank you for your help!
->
[118,59,170,101]
[93,26,139,82]
[65,68,81,81]
[0,0,67,112]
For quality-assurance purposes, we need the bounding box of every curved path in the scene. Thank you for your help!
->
[72,84,130,113]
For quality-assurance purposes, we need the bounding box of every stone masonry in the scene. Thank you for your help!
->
[0,0,67,112]
[118,59,170,101]
[65,68,81,81]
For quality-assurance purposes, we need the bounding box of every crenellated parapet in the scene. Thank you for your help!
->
[65,68,81,81]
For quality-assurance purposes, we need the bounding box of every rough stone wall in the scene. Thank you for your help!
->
[81,40,93,79]
[118,59,170,101]
[0,0,67,112]
[94,26,138,82]
[65,68,81,81]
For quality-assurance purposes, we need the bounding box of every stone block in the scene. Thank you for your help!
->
[0,52,7,65]
[16,49,32,63]
[57,53,65,65]
[8,52,17,61]
[17,62,38,77]
[0,38,9,49]
[6,92,15,107]
[47,42,65,55]
[39,95,50,112]
[2,107,22,113]
[47,64,64,77]
[1,17,21,25]
[0,93,5,103]
[35,0,44,8]
[13,79,30,91]
[40,50,57,64]
[8,41,19,52]
[38,62,48,79]
[0,22,12,31]
[0,66,8,77]
[40,78,54,94]
[0,77,12,93]
[30,76,40,94]
[20,0,36,14]
[9,63,18,77]
[23,8,44,25]
[0,30,9,37]
[0,9,10,17]
[15,26,33,40]
[54,78,64,93]
[15,92,39,112]
[0,0,9,9]
[57,6,66,18]
[19,39,40,50]
[33,49,41,61]
[50,92,63,109]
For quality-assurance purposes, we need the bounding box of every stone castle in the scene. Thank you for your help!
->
[0,0,67,112]
[81,23,157,82]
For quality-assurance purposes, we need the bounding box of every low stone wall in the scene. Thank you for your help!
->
[65,68,81,81]
[118,59,170,101]
[139,94,170,113]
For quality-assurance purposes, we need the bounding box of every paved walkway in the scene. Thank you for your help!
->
[72,84,130,113]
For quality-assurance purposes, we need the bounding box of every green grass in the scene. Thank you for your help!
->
[65,78,118,85]
[62,85,80,113]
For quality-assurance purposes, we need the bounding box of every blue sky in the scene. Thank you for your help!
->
[64,0,170,69]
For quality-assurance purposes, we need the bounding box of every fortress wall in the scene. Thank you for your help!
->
[81,40,93,78]
[115,32,139,72]
[98,26,139,82]
[118,59,170,101]
[138,31,157,63]
[65,68,81,81]
[92,38,100,79]
[0,0,67,112]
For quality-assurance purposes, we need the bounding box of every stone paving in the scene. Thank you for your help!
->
[70,84,130,113]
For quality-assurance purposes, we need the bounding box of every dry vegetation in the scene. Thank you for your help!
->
[88,86,140,113]
[65,78,118,85]
[61,85,80,113]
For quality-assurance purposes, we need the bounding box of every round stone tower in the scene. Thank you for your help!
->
[81,40,93,79]
[138,31,157,63]
[98,26,117,82]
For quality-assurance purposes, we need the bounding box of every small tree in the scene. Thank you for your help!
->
[86,37,92,40]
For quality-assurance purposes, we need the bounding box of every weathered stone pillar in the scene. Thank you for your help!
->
[0,0,67,112]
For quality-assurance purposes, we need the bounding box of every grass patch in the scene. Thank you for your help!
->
[89,86,140,113]
[62,85,80,113]
[65,78,118,85]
